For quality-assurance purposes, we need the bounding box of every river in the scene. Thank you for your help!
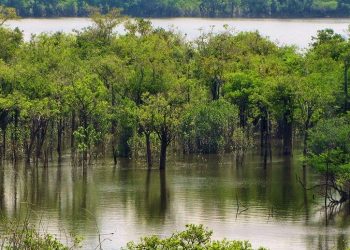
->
[5,18,350,48]
[0,148,349,250]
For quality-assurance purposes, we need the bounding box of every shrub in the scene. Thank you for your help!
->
[124,224,267,250]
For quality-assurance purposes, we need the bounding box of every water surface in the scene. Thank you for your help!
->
[5,18,350,48]
[0,149,349,250]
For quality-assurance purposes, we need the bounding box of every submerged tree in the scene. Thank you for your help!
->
[307,116,350,205]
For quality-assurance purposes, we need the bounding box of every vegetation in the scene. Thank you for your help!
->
[125,224,267,250]
[307,116,350,204]
[0,10,350,202]
[1,0,350,17]
[0,222,266,250]
[0,219,82,249]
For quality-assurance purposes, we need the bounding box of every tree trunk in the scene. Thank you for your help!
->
[211,76,221,100]
[57,118,63,161]
[239,106,246,128]
[344,60,349,112]
[12,110,19,163]
[145,132,152,169]
[283,112,293,156]
[1,127,6,159]
[71,110,76,151]
[82,114,88,164]
[35,120,48,163]
[159,130,168,170]
[261,108,272,167]
[303,126,309,156]
[111,86,118,165]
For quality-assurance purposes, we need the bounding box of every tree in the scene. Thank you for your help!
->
[0,5,18,26]
[140,91,185,170]
[307,116,350,204]
[295,54,339,155]
[67,72,109,163]
[181,99,238,154]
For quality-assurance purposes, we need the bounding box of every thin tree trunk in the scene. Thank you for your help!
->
[146,132,152,169]
[71,111,76,151]
[2,128,6,159]
[283,112,293,156]
[57,118,63,161]
[12,110,19,163]
[344,60,349,112]
[159,131,168,170]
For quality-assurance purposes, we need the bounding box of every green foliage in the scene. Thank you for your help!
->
[73,125,101,152]
[124,224,266,250]
[0,220,82,250]
[307,116,350,172]
[307,116,350,198]
[1,0,349,17]
[0,5,18,25]
[0,12,349,169]
[181,99,238,154]
[0,27,22,62]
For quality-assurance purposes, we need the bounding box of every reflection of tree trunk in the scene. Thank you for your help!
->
[13,166,18,213]
[82,167,88,210]
[0,166,4,211]
[145,169,151,201]
[160,170,167,213]
[56,166,62,211]
[302,165,310,222]
[145,132,152,169]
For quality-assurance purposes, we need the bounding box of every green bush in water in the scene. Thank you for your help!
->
[124,224,267,250]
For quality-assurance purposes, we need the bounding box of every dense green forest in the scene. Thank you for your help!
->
[0,9,350,204]
[1,0,350,17]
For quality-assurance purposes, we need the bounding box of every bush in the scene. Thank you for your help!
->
[0,219,82,250]
[124,224,267,250]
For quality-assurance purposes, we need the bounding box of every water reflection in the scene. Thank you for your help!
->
[0,150,349,249]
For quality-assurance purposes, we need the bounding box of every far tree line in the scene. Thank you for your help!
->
[0,0,350,18]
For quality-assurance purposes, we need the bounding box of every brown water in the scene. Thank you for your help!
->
[5,18,350,48]
[0,148,349,250]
